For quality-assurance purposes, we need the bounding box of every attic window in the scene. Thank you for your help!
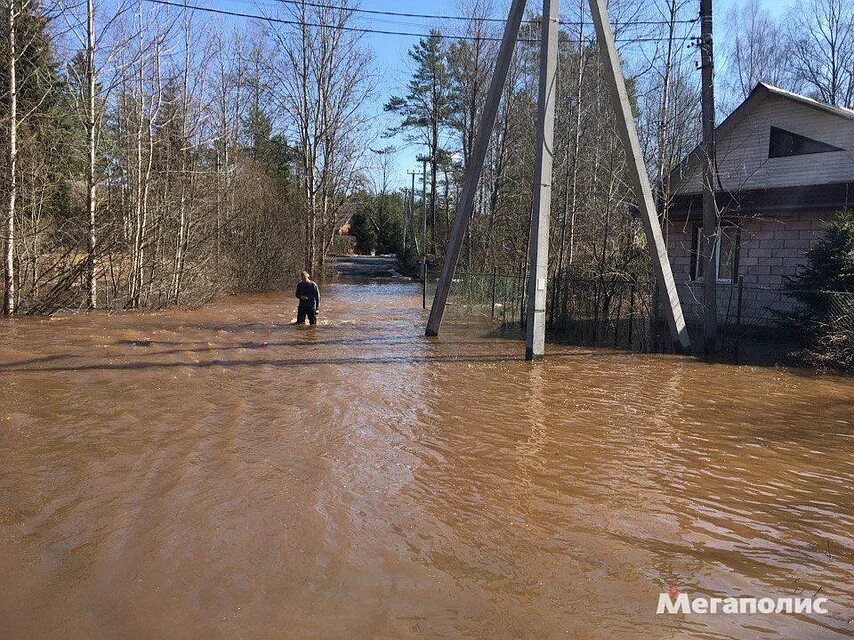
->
[768,126,843,158]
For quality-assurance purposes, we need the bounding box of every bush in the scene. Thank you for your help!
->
[783,210,854,370]
[396,244,421,278]
[349,210,378,254]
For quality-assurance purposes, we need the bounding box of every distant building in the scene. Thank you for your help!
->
[665,82,854,325]
[333,221,356,255]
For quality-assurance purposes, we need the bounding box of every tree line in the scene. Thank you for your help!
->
[380,0,852,284]
[1,0,373,314]
[2,0,851,316]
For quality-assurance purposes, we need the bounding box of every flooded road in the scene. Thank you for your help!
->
[1,279,852,639]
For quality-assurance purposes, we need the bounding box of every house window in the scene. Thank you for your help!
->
[768,126,843,158]
[691,224,738,283]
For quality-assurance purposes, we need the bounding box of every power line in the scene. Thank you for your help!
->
[145,0,503,41]
[144,0,697,45]
[258,0,697,28]
[232,0,688,34]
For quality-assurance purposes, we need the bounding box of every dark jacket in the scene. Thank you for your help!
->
[295,280,320,310]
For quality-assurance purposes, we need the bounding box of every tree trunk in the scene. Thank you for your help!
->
[86,0,97,309]
[656,0,678,234]
[4,1,17,315]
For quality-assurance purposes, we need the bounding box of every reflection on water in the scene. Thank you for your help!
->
[1,283,851,639]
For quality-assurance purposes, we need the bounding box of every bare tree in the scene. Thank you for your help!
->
[123,3,169,307]
[269,0,372,274]
[447,0,496,168]
[84,0,94,306]
[788,0,854,108]
[4,0,18,314]
[722,0,794,107]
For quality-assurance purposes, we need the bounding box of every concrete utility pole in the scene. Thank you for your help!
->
[588,0,691,352]
[426,0,690,354]
[407,170,417,251]
[699,0,718,358]
[525,0,560,360]
[421,159,428,310]
[425,0,528,336]
[402,187,408,251]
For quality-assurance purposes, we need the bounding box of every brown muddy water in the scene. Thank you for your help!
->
[1,281,852,639]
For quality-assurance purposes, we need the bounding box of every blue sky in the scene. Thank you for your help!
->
[326,0,786,187]
[147,0,787,187]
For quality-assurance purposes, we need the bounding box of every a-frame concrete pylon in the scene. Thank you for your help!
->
[426,0,691,355]
[425,0,529,336]
[525,0,560,360]
[587,0,691,351]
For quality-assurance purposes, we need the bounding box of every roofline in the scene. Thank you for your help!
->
[760,83,854,122]
[668,82,854,183]
[665,181,854,220]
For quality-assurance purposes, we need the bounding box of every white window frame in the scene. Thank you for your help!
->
[693,225,736,284]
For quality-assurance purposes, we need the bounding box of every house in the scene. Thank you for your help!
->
[665,82,854,326]
[333,221,356,255]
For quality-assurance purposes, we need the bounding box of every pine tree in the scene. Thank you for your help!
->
[242,106,295,181]
[385,30,452,251]
[788,211,854,292]
[783,211,854,369]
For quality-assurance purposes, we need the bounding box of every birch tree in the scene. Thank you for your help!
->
[4,0,18,314]
[270,0,372,273]
[722,0,794,107]
[787,0,854,108]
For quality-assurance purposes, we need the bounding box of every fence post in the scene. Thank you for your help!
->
[502,278,508,325]
[628,281,636,350]
[519,271,526,332]
[734,275,744,364]
[491,266,497,319]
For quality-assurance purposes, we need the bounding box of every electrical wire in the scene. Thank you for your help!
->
[260,0,698,27]
[143,0,698,45]
[231,0,697,34]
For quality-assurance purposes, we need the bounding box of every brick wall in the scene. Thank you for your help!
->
[666,211,832,325]
[667,219,695,282]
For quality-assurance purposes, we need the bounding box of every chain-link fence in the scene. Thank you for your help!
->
[446,270,661,351]
[809,291,854,370]
[677,280,798,328]
[446,269,527,335]
[446,270,854,367]
[678,280,854,364]
[547,276,661,351]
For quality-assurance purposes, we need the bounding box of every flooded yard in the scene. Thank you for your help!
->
[1,280,851,638]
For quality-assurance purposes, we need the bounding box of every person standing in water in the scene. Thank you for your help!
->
[295,271,321,325]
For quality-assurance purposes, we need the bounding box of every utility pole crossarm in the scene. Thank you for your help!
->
[587,0,691,352]
[425,0,528,336]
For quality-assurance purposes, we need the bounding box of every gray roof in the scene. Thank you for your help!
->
[757,82,854,122]
[670,82,854,183]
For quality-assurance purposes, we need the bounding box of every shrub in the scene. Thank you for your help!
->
[783,210,854,370]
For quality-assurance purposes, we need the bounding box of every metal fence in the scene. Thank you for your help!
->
[446,270,854,364]
[446,270,661,351]
[446,268,527,332]
[809,291,854,369]
[677,279,854,362]
[818,291,854,335]
[727,283,853,365]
